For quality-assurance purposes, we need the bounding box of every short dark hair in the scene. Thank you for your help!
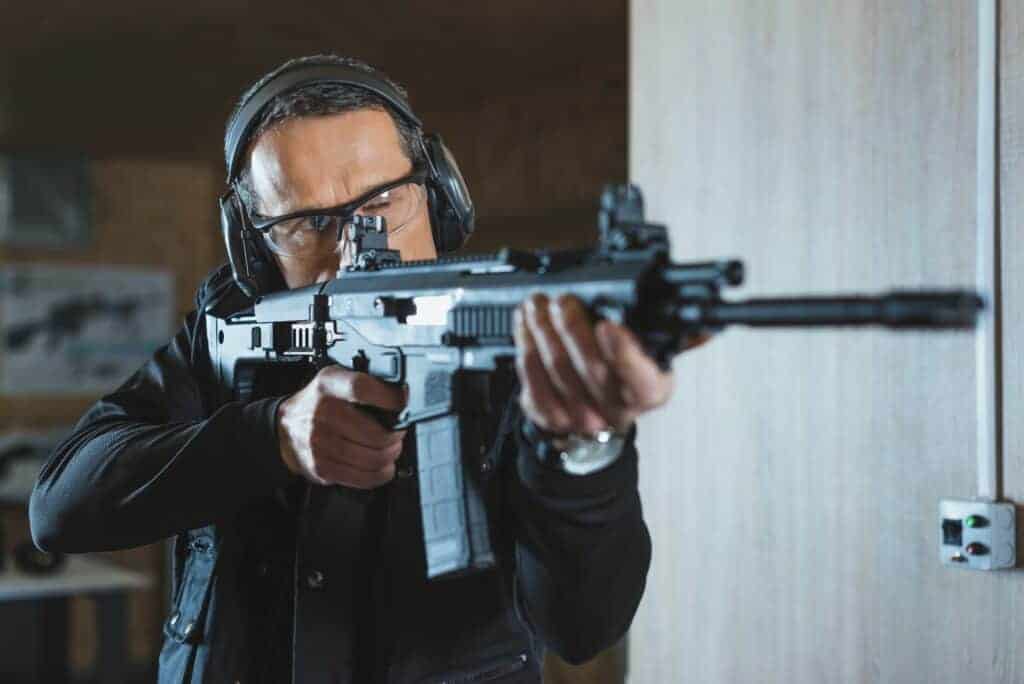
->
[229,54,425,213]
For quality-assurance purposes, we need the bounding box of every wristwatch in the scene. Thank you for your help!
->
[521,419,627,476]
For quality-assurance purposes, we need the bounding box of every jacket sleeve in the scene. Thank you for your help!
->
[505,401,651,665]
[29,295,295,553]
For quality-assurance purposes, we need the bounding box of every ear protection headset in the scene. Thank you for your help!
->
[220,63,476,297]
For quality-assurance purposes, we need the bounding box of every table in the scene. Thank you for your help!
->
[0,554,153,683]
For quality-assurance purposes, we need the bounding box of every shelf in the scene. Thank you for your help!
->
[0,554,153,602]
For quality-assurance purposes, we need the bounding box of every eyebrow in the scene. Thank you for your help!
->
[286,169,410,214]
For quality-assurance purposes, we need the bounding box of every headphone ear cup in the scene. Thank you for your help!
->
[219,192,261,297]
[426,184,459,254]
[422,133,474,253]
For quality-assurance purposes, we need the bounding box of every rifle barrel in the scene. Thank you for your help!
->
[695,291,983,329]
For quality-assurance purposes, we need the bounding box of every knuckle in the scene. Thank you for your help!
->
[315,366,341,390]
[310,399,333,426]
[553,294,582,323]
[582,409,607,434]
[551,354,577,384]
[514,352,529,378]
[365,447,392,470]
[519,392,544,424]
[545,412,571,434]
[584,360,609,390]
[308,461,330,482]
[387,384,406,409]
[378,463,396,484]
[513,305,526,330]
[520,346,543,374]
[390,430,406,449]
[526,294,550,324]
[518,388,535,412]
[308,430,328,454]
[317,365,338,380]
[348,373,368,398]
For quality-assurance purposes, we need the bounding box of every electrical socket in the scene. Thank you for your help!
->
[939,499,1016,570]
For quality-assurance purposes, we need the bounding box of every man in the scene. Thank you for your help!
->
[30,55,687,683]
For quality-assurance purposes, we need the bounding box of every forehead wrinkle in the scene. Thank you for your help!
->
[251,109,413,215]
[248,128,299,215]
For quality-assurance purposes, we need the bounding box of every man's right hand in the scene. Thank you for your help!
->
[275,366,407,488]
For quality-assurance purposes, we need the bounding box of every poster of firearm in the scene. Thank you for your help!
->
[0,265,173,395]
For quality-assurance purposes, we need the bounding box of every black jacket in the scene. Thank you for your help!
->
[29,266,651,683]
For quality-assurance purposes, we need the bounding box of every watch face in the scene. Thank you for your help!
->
[559,432,624,476]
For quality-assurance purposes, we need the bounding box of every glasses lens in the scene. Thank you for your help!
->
[353,182,426,235]
[265,215,343,257]
[260,181,426,257]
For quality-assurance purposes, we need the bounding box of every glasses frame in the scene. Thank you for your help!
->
[245,167,431,236]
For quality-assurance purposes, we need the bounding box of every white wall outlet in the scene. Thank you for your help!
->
[939,499,1016,570]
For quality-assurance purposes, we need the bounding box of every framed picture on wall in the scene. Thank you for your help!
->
[0,264,173,395]
[0,155,92,248]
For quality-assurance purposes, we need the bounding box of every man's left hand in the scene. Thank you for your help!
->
[513,293,709,436]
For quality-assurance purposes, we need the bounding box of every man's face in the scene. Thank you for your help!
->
[247,109,437,289]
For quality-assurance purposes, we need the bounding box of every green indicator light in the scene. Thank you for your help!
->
[964,515,988,528]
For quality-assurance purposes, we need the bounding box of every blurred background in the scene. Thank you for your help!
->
[3,2,1024,684]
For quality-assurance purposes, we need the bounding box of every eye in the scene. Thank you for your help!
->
[303,215,336,233]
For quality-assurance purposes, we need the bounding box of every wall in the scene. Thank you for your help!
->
[0,159,220,674]
[630,1,1022,682]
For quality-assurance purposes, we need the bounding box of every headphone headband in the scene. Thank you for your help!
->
[223,64,423,183]
[218,60,475,299]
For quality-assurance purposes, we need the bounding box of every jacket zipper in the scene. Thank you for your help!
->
[439,652,529,683]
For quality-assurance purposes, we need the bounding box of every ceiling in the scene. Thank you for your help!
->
[0,1,626,160]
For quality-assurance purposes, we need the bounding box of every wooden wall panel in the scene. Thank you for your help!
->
[0,159,221,422]
[629,2,1015,683]
[433,78,627,253]
[0,159,220,676]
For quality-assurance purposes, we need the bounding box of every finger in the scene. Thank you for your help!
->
[681,332,714,351]
[317,366,407,412]
[312,399,407,450]
[595,321,674,411]
[524,294,608,434]
[514,305,572,433]
[549,295,617,416]
[312,432,405,473]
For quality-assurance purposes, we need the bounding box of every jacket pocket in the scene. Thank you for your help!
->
[420,651,531,684]
[158,528,219,683]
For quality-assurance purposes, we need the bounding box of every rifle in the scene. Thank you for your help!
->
[207,184,982,580]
